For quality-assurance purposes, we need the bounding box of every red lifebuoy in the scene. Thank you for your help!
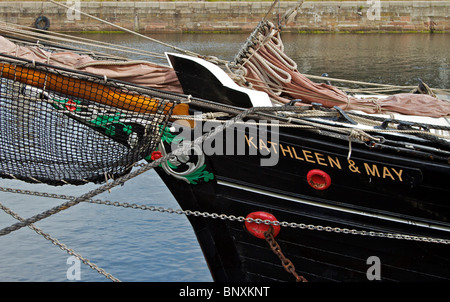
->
[245,211,280,239]
[307,169,331,190]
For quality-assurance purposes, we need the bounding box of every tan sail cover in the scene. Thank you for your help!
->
[0,36,183,94]
[2,35,449,118]
[235,28,450,118]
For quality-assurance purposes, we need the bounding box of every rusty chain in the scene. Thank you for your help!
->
[2,185,450,283]
[264,226,308,282]
[2,186,450,245]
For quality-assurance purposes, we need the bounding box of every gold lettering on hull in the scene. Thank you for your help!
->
[245,135,404,182]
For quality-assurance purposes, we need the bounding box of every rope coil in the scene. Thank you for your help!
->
[0,0,448,283]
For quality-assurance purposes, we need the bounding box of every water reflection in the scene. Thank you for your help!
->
[438,58,448,88]
[283,33,449,88]
[72,32,449,89]
[1,31,447,281]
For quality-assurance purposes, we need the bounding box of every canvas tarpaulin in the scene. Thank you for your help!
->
[232,21,450,118]
[0,36,184,94]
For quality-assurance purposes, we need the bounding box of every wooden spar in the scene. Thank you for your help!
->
[0,63,189,116]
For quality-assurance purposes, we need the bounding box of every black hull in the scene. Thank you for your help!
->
[155,52,450,282]
[155,124,450,282]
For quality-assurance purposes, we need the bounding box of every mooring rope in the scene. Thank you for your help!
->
[47,0,205,60]
[0,22,165,61]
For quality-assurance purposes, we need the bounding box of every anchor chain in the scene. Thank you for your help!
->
[2,185,450,282]
[2,186,450,245]
[264,226,308,282]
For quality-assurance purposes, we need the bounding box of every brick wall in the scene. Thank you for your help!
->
[0,1,448,33]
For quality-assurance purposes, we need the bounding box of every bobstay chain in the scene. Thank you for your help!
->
[2,185,450,246]
[1,185,450,283]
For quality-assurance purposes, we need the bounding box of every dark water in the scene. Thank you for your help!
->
[283,33,449,89]
[83,32,449,89]
[0,32,448,282]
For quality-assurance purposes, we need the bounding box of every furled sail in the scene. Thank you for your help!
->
[230,21,450,118]
[0,36,184,94]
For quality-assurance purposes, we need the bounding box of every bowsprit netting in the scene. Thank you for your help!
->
[0,56,176,185]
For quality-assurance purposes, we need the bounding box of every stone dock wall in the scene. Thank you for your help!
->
[0,1,449,33]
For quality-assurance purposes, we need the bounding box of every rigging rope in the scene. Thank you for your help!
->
[0,105,264,236]
[0,22,165,61]
[0,0,449,281]
[228,19,450,118]
[3,15,447,98]
[47,0,205,60]
[0,201,121,282]
[4,101,445,237]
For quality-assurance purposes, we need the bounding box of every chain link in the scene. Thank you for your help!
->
[2,185,450,282]
[2,186,450,245]
[0,201,120,282]
[264,227,308,282]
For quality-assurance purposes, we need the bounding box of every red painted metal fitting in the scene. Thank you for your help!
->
[245,211,280,239]
[307,169,331,190]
